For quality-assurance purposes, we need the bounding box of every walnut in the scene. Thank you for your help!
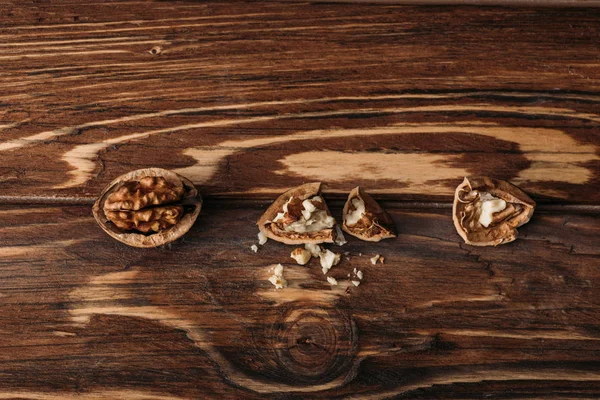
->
[453,177,535,246]
[105,205,183,233]
[92,168,202,248]
[257,182,339,245]
[342,187,396,242]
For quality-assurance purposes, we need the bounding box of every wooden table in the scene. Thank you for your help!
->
[1,1,599,398]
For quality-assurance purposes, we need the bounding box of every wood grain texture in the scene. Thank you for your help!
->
[282,0,600,6]
[1,1,600,203]
[0,204,599,399]
[1,1,600,398]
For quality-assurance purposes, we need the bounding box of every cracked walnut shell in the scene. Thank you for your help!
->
[453,176,535,246]
[342,187,397,242]
[257,182,338,245]
[93,168,202,248]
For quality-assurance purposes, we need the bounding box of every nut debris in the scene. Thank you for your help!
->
[250,244,258,253]
[268,264,287,289]
[350,268,363,285]
[92,168,201,248]
[257,182,340,245]
[342,187,396,242]
[370,254,380,265]
[290,247,312,265]
[320,249,341,275]
[327,276,338,286]
[305,243,322,258]
[258,231,268,245]
[334,226,347,246]
[453,176,535,246]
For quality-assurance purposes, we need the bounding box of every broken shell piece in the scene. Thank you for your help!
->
[290,247,312,265]
[342,187,396,242]
[453,176,536,246]
[370,254,380,265]
[334,226,347,246]
[257,182,338,245]
[327,276,338,286]
[268,264,287,289]
[320,249,341,274]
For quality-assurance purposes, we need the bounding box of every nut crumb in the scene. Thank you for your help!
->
[379,256,385,264]
[352,280,361,287]
[305,243,322,257]
[250,244,258,253]
[290,247,311,265]
[320,249,341,274]
[370,254,380,265]
[356,270,364,280]
[268,263,287,289]
[327,276,338,285]
[258,231,268,245]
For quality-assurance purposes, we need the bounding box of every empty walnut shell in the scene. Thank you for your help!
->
[93,168,202,248]
[453,176,535,247]
[342,187,397,242]
[257,182,338,245]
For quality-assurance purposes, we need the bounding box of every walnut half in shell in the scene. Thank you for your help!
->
[453,177,535,246]
[342,187,397,242]
[257,182,338,245]
[93,168,202,248]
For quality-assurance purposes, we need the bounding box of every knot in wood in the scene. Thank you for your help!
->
[269,302,357,384]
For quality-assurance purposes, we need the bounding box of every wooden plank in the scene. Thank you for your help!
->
[283,0,600,6]
[0,204,599,398]
[0,2,599,203]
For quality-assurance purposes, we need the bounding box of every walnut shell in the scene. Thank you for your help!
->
[93,168,202,248]
[257,182,337,245]
[342,187,397,242]
[452,176,535,247]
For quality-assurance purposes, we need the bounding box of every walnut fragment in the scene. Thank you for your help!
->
[453,177,535,246]
[93,168,202,248]
[257,182,339,245]
[342,187,397,242]
[290,247,312,265]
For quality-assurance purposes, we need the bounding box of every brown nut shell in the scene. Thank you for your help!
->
[342,187,397,242]
[452,176,535,247]
[257,182,337,245]
[93,168,202,248]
